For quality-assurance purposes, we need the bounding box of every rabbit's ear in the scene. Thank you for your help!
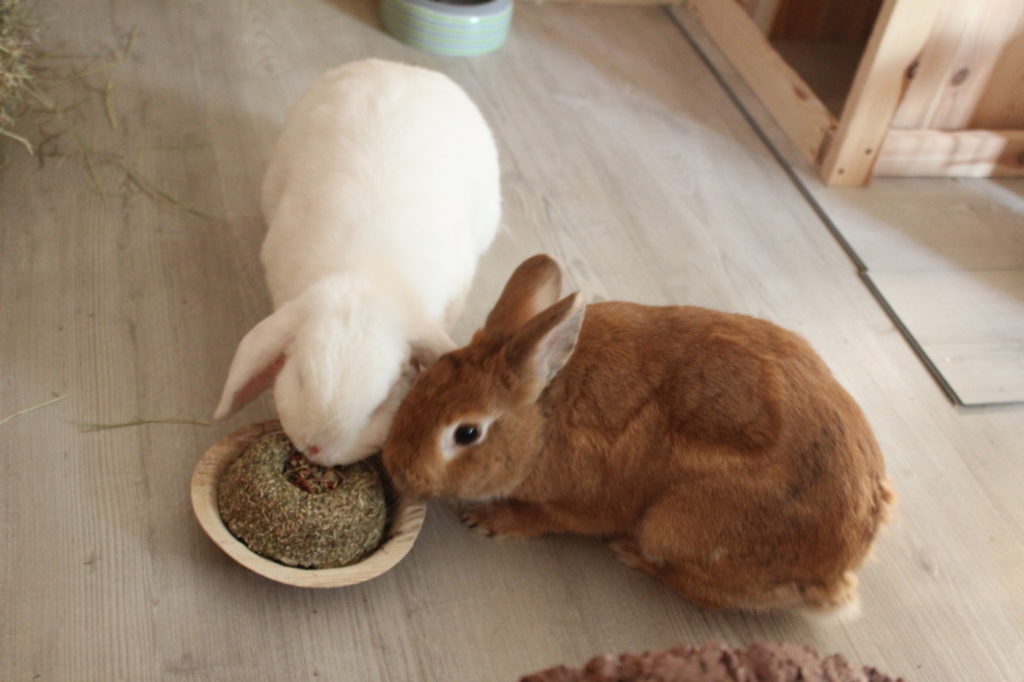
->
[213,300,303,419]
[484,254,564,337]
[506,292,586,399]
[409,322,456,371]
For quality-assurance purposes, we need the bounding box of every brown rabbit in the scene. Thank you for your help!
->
[383,254,893,611]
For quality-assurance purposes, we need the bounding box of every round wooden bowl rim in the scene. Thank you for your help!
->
[191,420,426,588]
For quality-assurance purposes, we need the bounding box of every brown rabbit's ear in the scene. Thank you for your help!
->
[484,254,564,337]
[506,292,586,400]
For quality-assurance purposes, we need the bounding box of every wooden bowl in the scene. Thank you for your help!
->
[191,420,426,588]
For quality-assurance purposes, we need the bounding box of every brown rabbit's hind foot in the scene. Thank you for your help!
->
[684,575,861,616]
[798,596,863,623]
[606,545,864,616]
[736,572,861,616]
[878,477,897,526]
[794,572,862,622]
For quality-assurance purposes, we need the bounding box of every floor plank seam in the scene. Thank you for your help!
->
[859,273,963,405]
[665,6,970,408]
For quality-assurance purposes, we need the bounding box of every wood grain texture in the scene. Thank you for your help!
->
[867,270,1024,404]
[971,8,1024,130]
[800,180,1024,273]
[737,0,782,34]
[683,0,836,166]
[3,0,1024,680]
[891,0,1024,131]
[876,128,1024,177]
[817,0,944,185]
[771,40,864,117]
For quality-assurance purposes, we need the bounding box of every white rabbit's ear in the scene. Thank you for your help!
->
[506,292,586,399]
[213,301,303,419]
[409,322,456,371]
[484,254,563,337]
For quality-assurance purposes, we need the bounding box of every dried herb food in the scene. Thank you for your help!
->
[217,432,387,569]
[284,450,345,494]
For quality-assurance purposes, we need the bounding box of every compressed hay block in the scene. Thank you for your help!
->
[217,432,387,569]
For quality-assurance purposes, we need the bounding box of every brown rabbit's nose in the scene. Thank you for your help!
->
[307,445,320,456]
[389,470,409,492]
[387,469,422,497]
[387,468,432,502]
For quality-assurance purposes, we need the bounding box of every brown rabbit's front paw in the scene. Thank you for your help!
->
[459,506,494,537]
[608,538,659,572]
[460,505,514,540]
[459,501,547,540]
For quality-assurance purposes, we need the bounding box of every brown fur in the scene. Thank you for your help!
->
[383,255,893,611]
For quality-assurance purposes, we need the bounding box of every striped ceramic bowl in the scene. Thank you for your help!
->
[380,0,513,57]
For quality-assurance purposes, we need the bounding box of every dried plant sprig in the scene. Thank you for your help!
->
[0,125,30,151]
[139,142,211,151]
[0,393,67,426]
[73,417,211,432]
[2,16,218,222]
[120,161,222,220]
[102,76,116,130]
[1,0,42,153]
[119,25,137,60]
[96,24,133,132]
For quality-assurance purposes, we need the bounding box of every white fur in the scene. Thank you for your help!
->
[214,59,501,466]
[798,596,863,623]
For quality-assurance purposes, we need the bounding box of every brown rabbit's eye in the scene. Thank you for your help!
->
[454,424,481,446]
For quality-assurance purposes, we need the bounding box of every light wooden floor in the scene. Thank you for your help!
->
[791,166,1024,406]
[2,1,1023,679]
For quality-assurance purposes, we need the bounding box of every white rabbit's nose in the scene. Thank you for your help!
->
[304,445,335,466]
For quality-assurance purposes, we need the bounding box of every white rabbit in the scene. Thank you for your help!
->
[214,58,501,466]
